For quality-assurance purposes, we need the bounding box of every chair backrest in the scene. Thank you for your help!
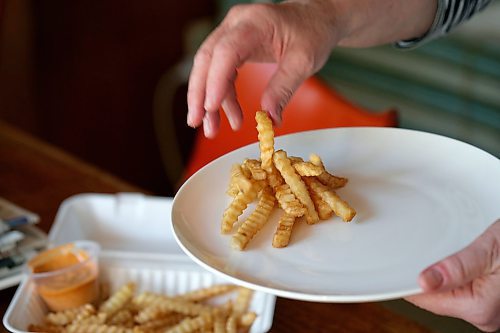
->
[183,62,398,180]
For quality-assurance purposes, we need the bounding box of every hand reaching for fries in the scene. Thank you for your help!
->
[186,1,342,138]
[185,0,439,138]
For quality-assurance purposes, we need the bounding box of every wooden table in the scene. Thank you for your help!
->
[0,120,455,332]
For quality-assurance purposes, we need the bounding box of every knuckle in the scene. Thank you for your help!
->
[193,47,212,66]
[443,255,469,283]
[225,3,273,25]
[212,39,234,57]
[298,53,317,75]
[286,52,317,78]
[226,4,246,18]
[227,3,264,18]
[226,4,251,23]
[212,46,239,70]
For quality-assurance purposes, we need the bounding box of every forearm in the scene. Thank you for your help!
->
[332,0,493,48]
[332,0,438,47]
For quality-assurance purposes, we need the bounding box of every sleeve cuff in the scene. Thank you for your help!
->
[394,0,448,49]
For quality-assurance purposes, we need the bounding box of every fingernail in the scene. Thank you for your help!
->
[270,109,282,126]
[187,111,196,128]
[276,110,282,124]
[227,112,242,131]
[203,116,213,138]
[422,267,443,290]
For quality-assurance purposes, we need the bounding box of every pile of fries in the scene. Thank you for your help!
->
[29,282,256,333]
[222,111,356,250]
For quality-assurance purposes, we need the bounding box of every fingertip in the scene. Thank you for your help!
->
[202,111,220,138]
[261,96,282,127]
[268,109,282,127]
[187,110,201,128]
[221,93,244,132]
[419,266,444,291]
[203,118,215,138]
[229,113,243,131]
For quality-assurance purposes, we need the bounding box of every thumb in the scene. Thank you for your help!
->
[419,220,500,292]
[260,55,313,126]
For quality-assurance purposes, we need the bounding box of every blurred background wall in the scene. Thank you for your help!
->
[0,0,214,195]
[0,0,498,197]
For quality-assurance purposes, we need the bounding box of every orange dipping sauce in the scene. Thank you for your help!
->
[28,241,100,311]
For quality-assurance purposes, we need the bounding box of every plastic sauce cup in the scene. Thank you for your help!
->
[27,240,100,311]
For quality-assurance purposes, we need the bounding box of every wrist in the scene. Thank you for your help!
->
[333,0,438,48]
[280,0,349,48]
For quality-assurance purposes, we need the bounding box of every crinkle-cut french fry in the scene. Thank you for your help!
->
[77,312,107,325]
[27,324,65,333]
[233,287,253,316]
[99,282,136,318]
[226,185,239,198]
[239,162,252,179]
[213,313,228,333]
[45,304,95,326]
[107,309,134,326]
[287,156,304,165]
[136,313,185,331]
[212,300,233,333]
[306,177,356,222]
[132,291,167,309]
[272,213,297,248]
[73,304,97,323]
[314,196,335,220]
[228,164,253,195]
[225,314,238,333]
[293,161,324,177]
[226,165,240,197]
[136,298,213,323]
[231,187,275,250]
[273,150,319,224]
[29,283,259,333]
[268,165,306,216]
[309,153,348,189]
[174,284,236,302]
[165,312,212,333]
[266,164,284,189]
[274,184,306,217]
[239,311,257,328]
[255,111,274,173]
[221,180,266,234]
[304,178,334,220]
[134,305,172,325]
[65,323,138,333]
[242,159,267,180]
[317,170,348,189]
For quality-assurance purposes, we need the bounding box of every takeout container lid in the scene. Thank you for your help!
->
[3,193,276,333]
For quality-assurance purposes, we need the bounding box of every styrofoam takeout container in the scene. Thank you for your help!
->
[3,193,276,333]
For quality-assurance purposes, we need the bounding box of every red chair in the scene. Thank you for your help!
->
[183,62,397,180]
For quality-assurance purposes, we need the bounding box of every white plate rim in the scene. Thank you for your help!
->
[171,127,499,303]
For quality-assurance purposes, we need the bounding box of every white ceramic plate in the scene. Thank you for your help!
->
[171,127,500,303]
